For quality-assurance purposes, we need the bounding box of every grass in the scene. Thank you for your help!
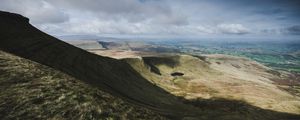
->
[126,54,300,116]
[0,51,166,119]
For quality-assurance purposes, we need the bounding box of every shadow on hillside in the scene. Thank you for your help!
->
[143,56,180,68]
[175,97,300,120]
[141,56,181,75]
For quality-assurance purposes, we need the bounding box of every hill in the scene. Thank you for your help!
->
[0,50,165,119]
[125,54,300,114]
[1,11,300,119]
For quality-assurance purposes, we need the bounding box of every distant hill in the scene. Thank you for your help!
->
[1,11,300,119]
[65,40,105,50]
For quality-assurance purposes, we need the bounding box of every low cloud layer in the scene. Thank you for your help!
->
[0,0,299,37]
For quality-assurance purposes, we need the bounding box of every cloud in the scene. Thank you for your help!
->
[254,8,283,15]
[260,25,300,35]
[285,25,300,35]
[0,0,299,37]
[0,0,69,24]
[152,13,189,26]
[26,1,69,24]
[217,24,250,34]
[48,0,184,25]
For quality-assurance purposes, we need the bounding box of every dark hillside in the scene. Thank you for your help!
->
[0,11,197,117]
[0,50,166,119]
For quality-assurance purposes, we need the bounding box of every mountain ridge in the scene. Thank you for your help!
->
[0,11,199,118]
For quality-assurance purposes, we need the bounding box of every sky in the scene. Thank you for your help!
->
[0,0,300,39]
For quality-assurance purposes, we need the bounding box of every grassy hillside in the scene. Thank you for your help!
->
[125,54,300,115]
[1,11,300,119]
[0,50,165,119]
[127,55,300,114]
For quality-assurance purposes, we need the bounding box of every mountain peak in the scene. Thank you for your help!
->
[0,11,29,23]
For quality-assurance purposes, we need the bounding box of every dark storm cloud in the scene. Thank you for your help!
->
[205,0,300,22]
[236,0,300,19]
[286,25,300,35]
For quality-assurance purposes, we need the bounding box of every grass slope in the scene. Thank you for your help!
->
[0,50,165,119]
[125,54,300,116]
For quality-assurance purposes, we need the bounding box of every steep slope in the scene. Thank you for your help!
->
[1,11,300,119]
[0,11,198,118]
[0,50,165,119]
